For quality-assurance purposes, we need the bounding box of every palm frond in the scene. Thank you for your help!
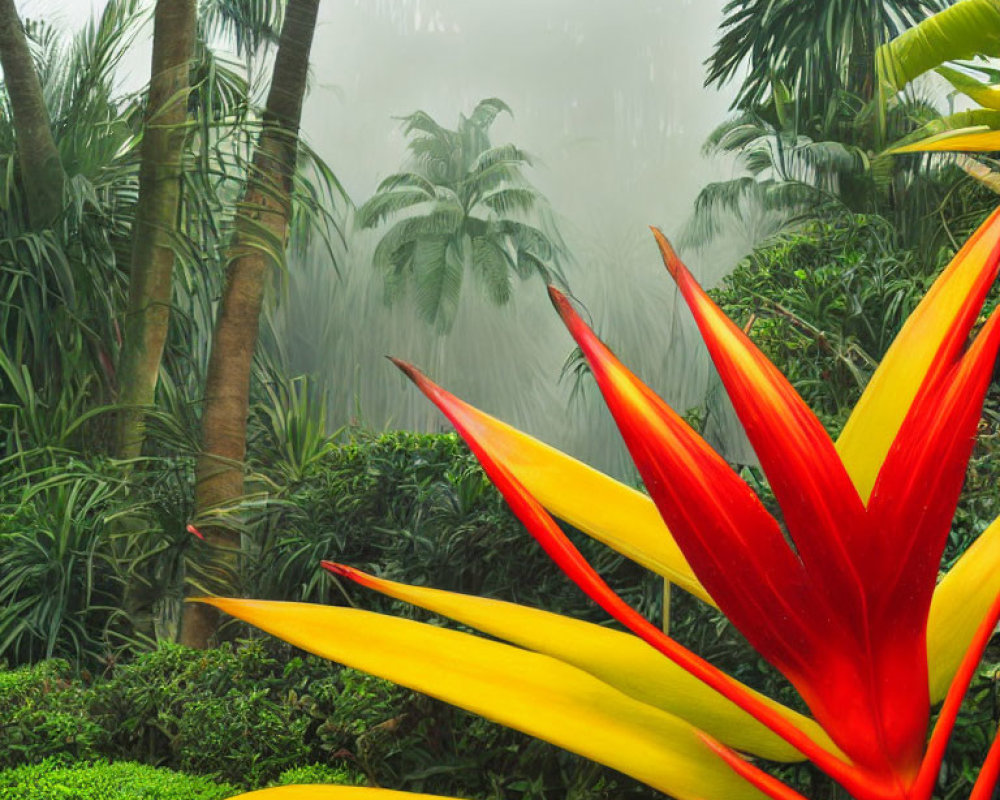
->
[200,0,287,58]
[412,235,461,332]
[468,97,513,129]
[471,235,512,305]
[478,187,539,216]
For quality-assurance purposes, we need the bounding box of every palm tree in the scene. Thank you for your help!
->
[182,0,325,649]
[357,99,565,334]
[705,0,945,120]
[0,0,64,227]
[691,0,980,260]
[115,0,198,460]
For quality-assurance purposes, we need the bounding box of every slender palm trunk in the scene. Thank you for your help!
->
[115,0,196,460]
[0,0,64,227]
[181,0,320,648]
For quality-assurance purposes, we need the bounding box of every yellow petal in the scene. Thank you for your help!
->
[198,599,766,800]
[232,789,452,800]
[329,568,837,762]
[430,393,711,604]
[836,207,1000,501]
[927,516,1000,701]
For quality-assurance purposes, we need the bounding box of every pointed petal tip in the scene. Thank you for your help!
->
[186,523,205,541]
[321,560,357,579]
[547,283,570,311]
[547,285,583,333]
[649,226,682,278]
[387,356,428,387]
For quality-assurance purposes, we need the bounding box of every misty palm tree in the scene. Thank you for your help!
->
[357,98,564,334]
[185,0,331,649]
[681,108,865,249]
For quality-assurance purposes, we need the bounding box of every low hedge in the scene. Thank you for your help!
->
[0,760,238,799]
[0,760,359,799]
[0,644,657,800]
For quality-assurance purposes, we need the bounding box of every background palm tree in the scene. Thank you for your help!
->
[0,0,64,227]
[689,0,993,261]
[357,98,566,335]
[184,0,331,649]
[114,0,197,460]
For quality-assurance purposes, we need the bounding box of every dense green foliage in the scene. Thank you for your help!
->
[709,215,931,427]
[0,761,237,799]
[0,643,658,800]
[251,430,658,622]
[0,429,660,668]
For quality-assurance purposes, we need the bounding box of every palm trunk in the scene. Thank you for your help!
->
[0,0,64,227]
[115,0,196,460]
[181,0,320,648]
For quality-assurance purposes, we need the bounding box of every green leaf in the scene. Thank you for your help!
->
[878,0,1000,91]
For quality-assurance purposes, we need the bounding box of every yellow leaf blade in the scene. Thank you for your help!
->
[927,516,1000,701]
[432,392,711,603]
[328,566,838,762]
[889,127,1000,153]
[198,599,766,800]
[836,206,1000,501]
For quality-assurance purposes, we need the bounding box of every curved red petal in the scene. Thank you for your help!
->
[650,228,869,612]
[544,289,818,679]
[390,358,853,782]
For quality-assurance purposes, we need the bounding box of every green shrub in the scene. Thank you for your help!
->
[0,461,129,667]
[249,430,658,623]
[91,641,315,786]
[0,760,238,799]
[709,214,932,429]
[272,763,365,786]
[0,660,105,768]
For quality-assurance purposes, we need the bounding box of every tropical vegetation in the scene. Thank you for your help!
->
[356,98,565,334]
[1,0,1000,799]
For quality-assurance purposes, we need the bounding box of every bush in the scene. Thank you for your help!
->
[0,461,129,667]
[0,760,238,799]
[709,214,932,429]
[271,763,365,786]
[0,660,105,768]
[91,641,314,786]
[249,430,659,624]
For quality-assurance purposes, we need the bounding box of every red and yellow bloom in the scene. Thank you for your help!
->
[201,209,1000,800]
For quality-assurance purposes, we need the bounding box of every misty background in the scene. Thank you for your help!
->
[26,0,755,475]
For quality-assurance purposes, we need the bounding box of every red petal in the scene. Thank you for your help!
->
[650,228,868,615]
[875,311,1000,796]
[390,358,852,781]
[912,585,1000,800]
[544,289,818,680]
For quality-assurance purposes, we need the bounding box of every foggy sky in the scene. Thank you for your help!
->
[21,0,738,234]
[14,0,753,472]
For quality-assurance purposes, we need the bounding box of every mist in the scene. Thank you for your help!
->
[27,0,755,476]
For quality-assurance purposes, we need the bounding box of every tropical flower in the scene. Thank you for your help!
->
[199,209,1000,800]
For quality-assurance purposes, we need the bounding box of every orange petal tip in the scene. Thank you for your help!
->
[186,523,205,540]
[321,560,357,579]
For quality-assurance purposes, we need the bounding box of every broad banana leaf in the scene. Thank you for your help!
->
[877,0,1000,91]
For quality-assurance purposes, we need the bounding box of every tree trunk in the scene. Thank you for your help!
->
[0,0,64,227]
[115,0,196,460]
[181,0,320,648]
